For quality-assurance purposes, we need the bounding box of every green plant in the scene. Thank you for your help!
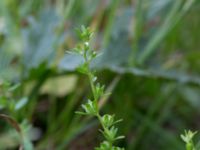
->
[0,0,199,149]
[181,130,197,150]
[73,26,125,150]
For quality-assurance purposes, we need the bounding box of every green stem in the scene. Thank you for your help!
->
[88,72,96,99]
[85,54,114,147]
[84,51,97,102]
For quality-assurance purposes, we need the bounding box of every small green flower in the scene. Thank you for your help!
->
[181,130,197,150]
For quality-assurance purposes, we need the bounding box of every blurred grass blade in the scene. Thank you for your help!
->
[103,0,120,47]
[138,0,195,64]
[129,0,144,66]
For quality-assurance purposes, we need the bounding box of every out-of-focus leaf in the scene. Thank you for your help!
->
[94,32,131,68]
[8,83,21,92]
[0,49,18,82]
[179,86,200,109]
[0,133,19,149]
[104,65,200,86]
[0,96,7,109]
[15,97,28,110]
[71,0,99,25]
[22,8,60,72]
[40,75,77,96]
[59,53,84,71]
[20,121,34,150]
[94,8,133,68]
[146,0,172,20]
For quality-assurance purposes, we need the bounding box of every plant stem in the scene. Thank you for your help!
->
[88,72,96,101]
[84,51,114,147]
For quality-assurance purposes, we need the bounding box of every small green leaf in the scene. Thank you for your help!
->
[76,63,89,74]
[94,83,105,100]
[95,141,111,150]
[81,100,98,116]
[102,114,115,128]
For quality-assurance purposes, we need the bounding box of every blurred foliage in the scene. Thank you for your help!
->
[0,0,200,149]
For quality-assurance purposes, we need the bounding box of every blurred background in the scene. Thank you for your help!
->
[0,0,200,149]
